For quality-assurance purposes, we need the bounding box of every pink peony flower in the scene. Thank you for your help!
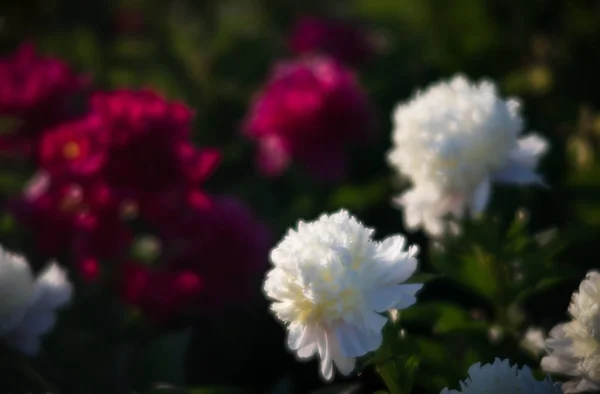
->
[37,114,109,177]
[289,16,374,66]
[89,89,192,147]
[89,90,221,197]
[243,56,373,181]
[0,43,87,155]
[121,192,271,322]
[160,194,271,307]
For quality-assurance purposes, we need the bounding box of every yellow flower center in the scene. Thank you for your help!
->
[62,141,81,160]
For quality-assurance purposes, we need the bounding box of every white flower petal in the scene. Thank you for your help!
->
[493,161,543,185]
[390,284,422,310]
[13,308,56,338]
[562,377,600,394]
[441,358,562,393]
[541,355,579,376]
[318,330,334,381]
[367,284,420,312]
[287,323,317,352]
[33,261,72,309]
[0,247,36,335]
[469,177,491,216]
[0,246,72,357]
[297,341,318,359]
[335,322,382,357]
[512,133,549,169]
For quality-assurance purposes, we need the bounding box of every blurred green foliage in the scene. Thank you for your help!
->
[1,0,600,393]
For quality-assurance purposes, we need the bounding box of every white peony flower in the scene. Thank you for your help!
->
[387,75,548,236]
[0,246,72,356]
[541,271,600,393]
[263,209,421,381]
[441,358,562,394]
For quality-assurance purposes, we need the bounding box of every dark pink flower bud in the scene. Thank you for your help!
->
[243,57,373,181]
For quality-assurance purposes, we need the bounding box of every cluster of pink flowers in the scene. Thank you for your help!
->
[3,44,270,323]
[243,17,374,181]
[0,43,87,155]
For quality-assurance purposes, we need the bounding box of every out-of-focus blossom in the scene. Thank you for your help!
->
[0,43,87,155]
[289,16,374,66]
[0,245,72,356]
[521,327,547,356]
[120,194,270,322]
[10,172,132,277]
[38,114,109,177]
[542,271,600,393]
[243,57,372,181]
[263,210,421,381]
[89,90,221,197]
[441,358,562,394]
[89,90,192,147]
[387,75,548,236]
[160,194,271,308]
[119,262,203,323]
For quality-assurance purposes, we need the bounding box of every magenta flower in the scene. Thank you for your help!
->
[10,173,133,277]
[289,16,374,66]
[243,57,373,181]
[120,193,271,322]
[160,193,271,308]
[89,89,221,198]
[0,43,87,156]
[37,114,109,178]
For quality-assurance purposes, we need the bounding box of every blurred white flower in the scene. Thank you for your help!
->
[542,271,600,393]
[441,358,562,393]
[263,209,421,381]
[487,325,504,344]
[0,246,72,356]
[387,75,548,236]
[521,327,547,356]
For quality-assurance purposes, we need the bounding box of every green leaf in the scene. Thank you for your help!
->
[376,355,420,394]
[430,246,500,303]
[405,272,443,284]
[515,275,581,303]
[376,360,403,394]
[399,302,487,334]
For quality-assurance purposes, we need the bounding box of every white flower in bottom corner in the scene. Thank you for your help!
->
[441,358,562,394]
[541,271,600,393]
[387,75,548,236]
[0,246,72,356]
[263,210,422,381]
